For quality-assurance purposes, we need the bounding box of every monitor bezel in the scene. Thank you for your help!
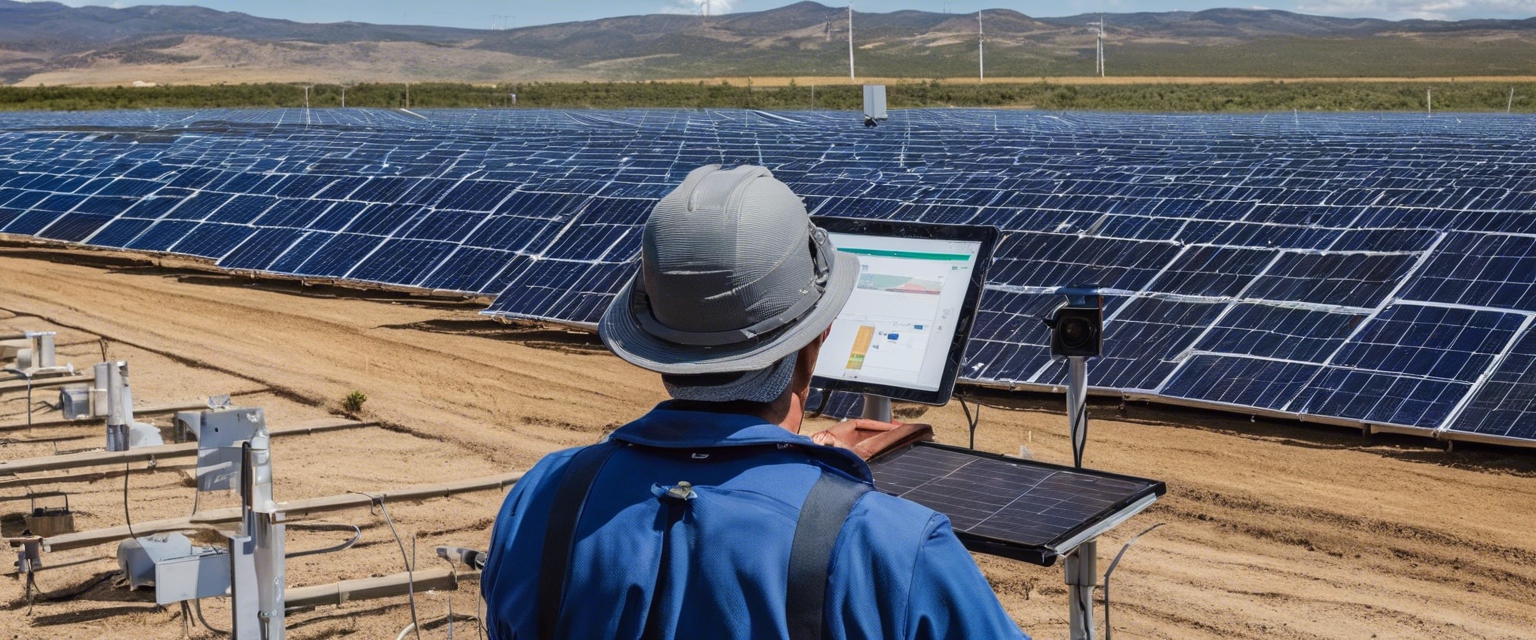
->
[809,217,1000,407]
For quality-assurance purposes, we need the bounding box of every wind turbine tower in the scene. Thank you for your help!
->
[1089,16,1105,77]
[978,11,985,82]
[848,3,856,81]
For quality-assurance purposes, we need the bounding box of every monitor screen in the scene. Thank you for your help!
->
[814,232,984,394]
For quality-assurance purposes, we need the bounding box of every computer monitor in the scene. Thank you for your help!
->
[810,218,999,406]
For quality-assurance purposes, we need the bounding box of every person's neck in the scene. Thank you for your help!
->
[668,391,805,434]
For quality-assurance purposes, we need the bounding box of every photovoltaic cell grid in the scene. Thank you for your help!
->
[868,443,1161,563]
[4,108,1536,445]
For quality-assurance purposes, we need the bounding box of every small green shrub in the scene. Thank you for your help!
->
[342,390,368,415]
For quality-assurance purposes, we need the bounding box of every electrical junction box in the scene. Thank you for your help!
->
[59,386,92,420]
[863,85,887,120]
[118,533,194,590]
[195,407,265,492]
[155,548,231,606]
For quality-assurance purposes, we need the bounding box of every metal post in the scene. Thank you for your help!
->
[105,362,127,452]
[1065,538,1099,640]
[250,430,284,639]
[32,333,55,369]
[1509,87,1515,113]
[1066,355,1088,469]
[861,394,891,423]
[233,426,284,638]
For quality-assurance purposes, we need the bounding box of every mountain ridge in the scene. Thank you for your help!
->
[4,0,1536,85]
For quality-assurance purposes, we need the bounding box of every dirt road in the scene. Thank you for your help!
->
[1,244,1533,639]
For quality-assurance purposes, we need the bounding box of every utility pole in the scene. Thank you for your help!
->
[303,85,310,109]
[341,85,346,108]
[847,3,856,81]
[978,10,985,83]
[1427,88,1432,116]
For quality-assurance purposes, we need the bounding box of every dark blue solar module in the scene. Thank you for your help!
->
[5,107,1536,446]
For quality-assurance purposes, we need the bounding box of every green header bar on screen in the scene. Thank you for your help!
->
[839,248,972,261]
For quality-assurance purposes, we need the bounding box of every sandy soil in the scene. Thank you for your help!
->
[1,243,1534,640]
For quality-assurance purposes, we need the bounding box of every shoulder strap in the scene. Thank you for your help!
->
[537,439,626,640]
[785,470,872,640]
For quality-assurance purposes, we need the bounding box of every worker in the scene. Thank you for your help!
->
[482,164,1027,640]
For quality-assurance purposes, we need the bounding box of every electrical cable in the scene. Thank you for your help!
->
[1102,523,1165,640]
[958,393,982,449]
[123,459,139,543]
[1070,384,1089,469]
[284,522,362,559]
[194,597,229,635]
[353,492,422,640]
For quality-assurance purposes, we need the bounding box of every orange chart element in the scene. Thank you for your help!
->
[846,325,876,370]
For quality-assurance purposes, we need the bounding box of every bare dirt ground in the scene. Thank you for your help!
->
[1,243,1534,640]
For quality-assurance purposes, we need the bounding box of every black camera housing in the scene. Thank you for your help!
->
[1043,289,1103,358]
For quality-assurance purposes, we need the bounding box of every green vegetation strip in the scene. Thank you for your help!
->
[4,80,1536,112]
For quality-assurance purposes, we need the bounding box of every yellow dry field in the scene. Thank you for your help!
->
[1,243,1533,639]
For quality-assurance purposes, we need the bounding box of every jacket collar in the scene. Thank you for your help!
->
[608,402,873,483]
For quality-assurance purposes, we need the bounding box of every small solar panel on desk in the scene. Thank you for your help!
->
[867,442,1165,566]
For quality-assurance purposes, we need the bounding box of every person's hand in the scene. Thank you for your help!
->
[810,419,934,460]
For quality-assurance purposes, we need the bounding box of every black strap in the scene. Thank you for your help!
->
[785,471,871,640]
[537,440,625,640]
[537,441,869,640]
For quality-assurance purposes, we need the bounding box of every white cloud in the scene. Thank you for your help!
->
[661,0,736,16]
[1296,0,1536,20]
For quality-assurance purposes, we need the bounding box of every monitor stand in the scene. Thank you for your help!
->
[860,394,892,423]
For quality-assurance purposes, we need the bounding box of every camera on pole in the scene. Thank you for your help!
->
[1042,286,1105,640]
[1045,289,1103,358]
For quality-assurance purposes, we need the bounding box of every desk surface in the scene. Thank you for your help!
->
[868,442,1165,566]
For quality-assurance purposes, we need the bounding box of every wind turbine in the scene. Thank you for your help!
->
[847,3,856,81]
[1088,16,1105,77]
[978,10,985,82]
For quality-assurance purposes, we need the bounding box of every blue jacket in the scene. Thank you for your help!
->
[483,403,1028,640]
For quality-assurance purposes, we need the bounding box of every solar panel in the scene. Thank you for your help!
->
[868,443,1165,565]
[5,108,1536,446]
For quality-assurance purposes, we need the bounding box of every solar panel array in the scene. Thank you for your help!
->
[3,108,1535,448]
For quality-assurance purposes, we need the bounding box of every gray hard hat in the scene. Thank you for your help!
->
[599,164,859,387]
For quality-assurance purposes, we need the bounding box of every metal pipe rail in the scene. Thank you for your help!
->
[42,471,524,552]
[0,372,92,393]
[0,400,215,432]
[285,568,469,609]
[0,420,375,476]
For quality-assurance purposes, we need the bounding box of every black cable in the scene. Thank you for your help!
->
[1102,523,1166,640]
[809,388,829,418]
[284,522,362,559]
[1071,400,1088,469]
[194,598,229,636]
[123,459,138,542]
[958,393,982,450]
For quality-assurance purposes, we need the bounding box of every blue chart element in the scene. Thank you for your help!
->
[5,108,1536,446]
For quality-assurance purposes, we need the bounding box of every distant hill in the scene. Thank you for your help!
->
[4,0,1536,86]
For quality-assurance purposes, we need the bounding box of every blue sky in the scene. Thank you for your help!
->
[34,0,1536,29]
